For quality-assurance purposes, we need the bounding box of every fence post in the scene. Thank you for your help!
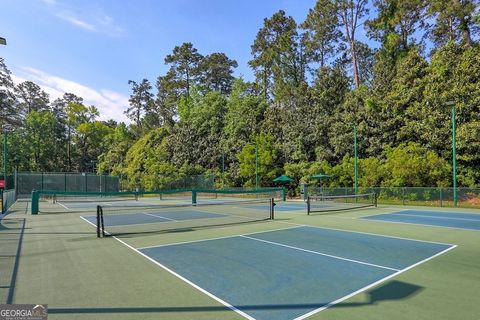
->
[402,187,405,205]
[439,188,443,207]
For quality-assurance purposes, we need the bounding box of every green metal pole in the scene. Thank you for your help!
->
[221,152,225,189]
[452,104,457,207]
[255,142,259,189]
[354,125,358,195]
[3,132,7,189]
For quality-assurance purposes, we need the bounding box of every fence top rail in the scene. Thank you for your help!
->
[34,189,192,196]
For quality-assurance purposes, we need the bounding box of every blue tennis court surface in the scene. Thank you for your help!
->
[60,200,155,209]
[361,210,480,230]
[82,209,225,227]
[246,202,306,212]
[139,226,454,320]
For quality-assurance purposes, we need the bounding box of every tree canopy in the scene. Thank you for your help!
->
[1,0,479,191]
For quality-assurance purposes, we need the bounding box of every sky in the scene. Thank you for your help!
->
[1,0,374,123]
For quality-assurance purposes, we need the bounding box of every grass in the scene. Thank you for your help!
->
[1,199,479,320]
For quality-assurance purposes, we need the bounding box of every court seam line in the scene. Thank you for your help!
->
[380,212,480,222]
[137,225,304,250]
[111,235,256,320]
[294,244,457,320]
[359,216,480,231]
[274,221,456,246]
[240,235,400,272]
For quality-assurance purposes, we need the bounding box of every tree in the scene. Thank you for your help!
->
[428,0,479,47]
[300,0,342,69]
[335,0,369,88]
[366,0,427,54]
[66,103,99,171]
[155,70,179,128]
[164,42,203,98]
[0,58,19,129]
[169,90,227,169]
[125,79,153,136]
[249,10,305,100]
[50,93,83,171]
[24,111,57,171]
[14,81,50,115]
[75,121,113,172]
[221,79,268,184]
[198,52,238,94]
[97,123,135,176]
[237,133,280,187]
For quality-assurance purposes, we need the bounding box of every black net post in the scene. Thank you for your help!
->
[307,196,311,215]
[270,198,274,219]
[96,205,101,238]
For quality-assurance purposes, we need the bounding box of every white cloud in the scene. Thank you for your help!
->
[42,2,125,36]
[13,67,130,123]
[57,13,97,32]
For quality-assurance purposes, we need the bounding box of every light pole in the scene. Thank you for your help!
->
[354,125,358,195]
[3,131,7,189]
[446,101,457,207]
[255,142,259,189]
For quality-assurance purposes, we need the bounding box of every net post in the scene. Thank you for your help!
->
[307,196,310,215]
[192,190,197,205]
[270,198,274,219]
[31,190,39,214]
[96,205,101,238]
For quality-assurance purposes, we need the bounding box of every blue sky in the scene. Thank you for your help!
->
[1,0,373,122]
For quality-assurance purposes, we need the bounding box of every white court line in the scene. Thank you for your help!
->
[241,235,400,272]
[274,220,456,246]
[385,212,480,222]
[137,225,303,250]
[142,212,177,222]
[294,244,457,320]
[56,202,70,210]
[111,235,256,320]
[80,216,97,227]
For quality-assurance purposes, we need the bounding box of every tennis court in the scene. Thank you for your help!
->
[2,194,479,320]
[135,226,453,320]
[360,209,480,230]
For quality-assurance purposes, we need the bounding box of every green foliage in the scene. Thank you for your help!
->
[1,2,480,190]
[238,133,280,187]
[381,142,450,187]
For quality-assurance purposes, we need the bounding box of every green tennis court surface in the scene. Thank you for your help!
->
[1,199,479,320]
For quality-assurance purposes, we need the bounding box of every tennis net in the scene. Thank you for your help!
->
[307,193,377,214]
[96,198,275,237]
